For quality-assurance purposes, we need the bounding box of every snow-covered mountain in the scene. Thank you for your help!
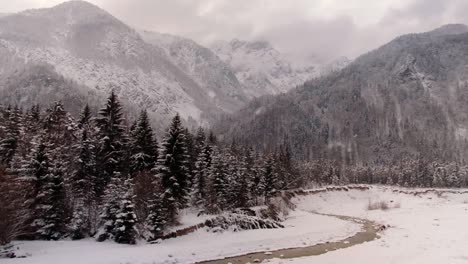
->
[140,31,247,113]
[214,24,468,164]
[0,0,348,127]
[0,1,249,127]
[211,39,350,98]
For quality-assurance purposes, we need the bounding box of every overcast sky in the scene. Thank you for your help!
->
[2,0,468,63]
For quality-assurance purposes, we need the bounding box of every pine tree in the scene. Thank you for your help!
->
[78,104,92,129]
[192,129,212,208]
[144,188,167,241]
[228,153,249,208]
[250,153,265,205]
[114,178,138,244]
[95,91,126,197]
[209,148,229,212]
[263,155,279,202]
[129,110,158,175]
[184,128,196,186]
[37,159,67,240]
[27,139,67,240]
[156,114,190,224]
[0,164,29,246]
[97,176,122,242]
[0,106,21,166]
[69,130,96,239]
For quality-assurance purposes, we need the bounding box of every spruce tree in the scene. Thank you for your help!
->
[114,178,138,244]
[70,129,96,239]
[231,154,250,208]
[95,91,126,197]
[129,110,158,175]
[0,106,21,166]
[156,114,190,224]
[28,139,67,240]
[250,153,265,205]
[263,155,279,202]
[192,129,212,208]
[78,104,92,129]
[209,148,229,212]
[145,188,167,241]
[97,176,122,242]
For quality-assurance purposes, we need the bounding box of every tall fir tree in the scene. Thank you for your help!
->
[263,155,279,202]
[114,178,138,244]
[144,181,167,241]
[129,110,158,175]
[78,104,92,129]
[192,128,212,208]
[0,106,21,166]
[95,91,126,197]
[156,114,190,224]
[97,176,122,242]
[27,139,67,240]
[208,148,229,212]
[69,108,97,239]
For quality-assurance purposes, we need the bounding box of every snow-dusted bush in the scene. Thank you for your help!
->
[204,213,284,233]
[367,200,388,211]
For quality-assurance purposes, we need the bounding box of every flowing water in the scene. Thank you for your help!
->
[198,212,381,264]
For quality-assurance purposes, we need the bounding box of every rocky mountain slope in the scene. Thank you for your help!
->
[211,39,350,98]
[0,1,249,127]
[140,31,247,113]
[215,24,468,164]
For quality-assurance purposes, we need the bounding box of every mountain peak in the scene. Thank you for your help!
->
[428,24,468,36]
[18,0,111,22]
[53,0,102,11]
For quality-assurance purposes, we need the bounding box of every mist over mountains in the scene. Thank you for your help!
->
[2,1,468,165]
[0,1,331,129]
[215,24,468,164]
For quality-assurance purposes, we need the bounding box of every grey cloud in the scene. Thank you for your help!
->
[2,0,468,63]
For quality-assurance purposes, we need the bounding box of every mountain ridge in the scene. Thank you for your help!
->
[214,23,468,164]
[0,0,335,128]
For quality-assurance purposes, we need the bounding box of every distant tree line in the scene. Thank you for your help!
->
[298,158,468,188]
[0,91,299,246]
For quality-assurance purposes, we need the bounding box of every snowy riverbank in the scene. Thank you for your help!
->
[265,186,468,264]
[4,206,359,264]
[6,186,468,264]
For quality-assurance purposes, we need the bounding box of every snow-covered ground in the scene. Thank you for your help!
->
[4,204,358,264]
[5,186,468,264]
[265,186,468,264]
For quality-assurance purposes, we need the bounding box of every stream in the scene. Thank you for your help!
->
[197,212,381,264]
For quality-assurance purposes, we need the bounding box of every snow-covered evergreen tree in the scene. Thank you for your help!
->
[78,104,92,129]
[156,114,190,224]
[114,178,138,244]
[192,129,212,208]
[263,155,279,201]
[95,91,127,197]
[250,152,265,205]
[27,139,67,240]
[0,106,21,166]
[229,154,249,208]
[70,130,96,239]
[144,189,167,241]
[97,176,122,242]
[129,110,158,175]
[207,148,228,212]
[432,166,446,187]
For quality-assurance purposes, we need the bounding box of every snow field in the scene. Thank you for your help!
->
[265,186,468,264]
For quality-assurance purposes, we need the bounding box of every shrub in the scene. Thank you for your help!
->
[367,200,391,211]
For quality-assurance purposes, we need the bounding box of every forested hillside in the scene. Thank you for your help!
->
[215,24,468,165]
[0,92,299,248]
